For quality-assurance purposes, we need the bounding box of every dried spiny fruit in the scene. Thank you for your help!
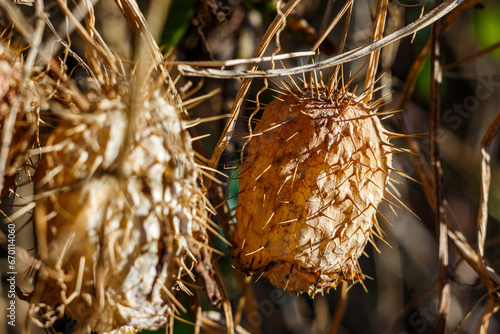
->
[232,83,392,295]
[32,81,219,333]
[0,42,39,198]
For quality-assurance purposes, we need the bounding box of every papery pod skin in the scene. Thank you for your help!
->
[104,326,141,334]
[232,90,392,296]
[0,43,39,198]
[32,86,217,333]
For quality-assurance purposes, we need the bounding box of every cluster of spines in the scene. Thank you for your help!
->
[24,49,236,331]
[229,68,415,295]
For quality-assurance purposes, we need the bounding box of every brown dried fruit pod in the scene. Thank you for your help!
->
[0,43,39,198]
[32,85,219,333]
[232,87,392,296]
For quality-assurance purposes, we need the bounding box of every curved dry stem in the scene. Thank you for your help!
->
[179,0,462,79]
[394,1,500,331]
[364,0,389,103]
[477,110,500,258]
[478,297,500,334]
[213,260,234,334]
[0,0,43,198]
[207,0,302,175]
[312,0,353,53]
[327,280,348,334]
[56,0,118,74]
[0,0,90,111]
[428,6,449,332]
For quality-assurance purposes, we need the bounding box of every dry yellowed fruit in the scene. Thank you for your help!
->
[31,83,219,333]
[0,43,39,198]
[232,85,392,295]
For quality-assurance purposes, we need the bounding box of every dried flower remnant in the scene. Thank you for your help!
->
[232,80,394,296]
[31,80,220,332]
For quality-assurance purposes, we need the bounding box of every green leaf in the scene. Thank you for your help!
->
[471,2,500,61]
[161,0,198,49]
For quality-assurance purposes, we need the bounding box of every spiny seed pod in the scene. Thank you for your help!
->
[232,84,392,296]
[31,82,219,333]
[0,43,39,198]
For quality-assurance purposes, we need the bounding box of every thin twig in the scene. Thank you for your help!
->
[0,0,90,111]
[395,0,500,328]
[453,286,500,333]
[168,51,316,68]
[477,110,500,258]
[328,280,348,334]
[364,0,388,102]
[444,40,500,71]
[213,260,235,334]
[56,0,117,73]
[311,0,352,52]
[398,0,482,108]
[428,3,450,331]
[0,0,44,197]
[207,0,302,174]
[478,297,500,334]
[179,0,463,79]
